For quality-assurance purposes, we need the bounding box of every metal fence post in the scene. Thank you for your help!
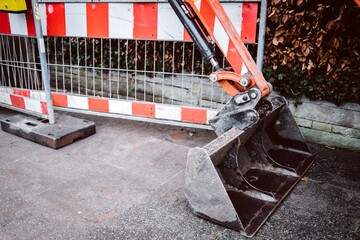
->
[31,0,55,124]
[256,0,268,71]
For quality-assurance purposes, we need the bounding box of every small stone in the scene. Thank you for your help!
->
[301,176,310,182]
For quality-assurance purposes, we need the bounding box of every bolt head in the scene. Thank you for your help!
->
[234,95,242,104]
[209,73,218,82]
[250,92,257,99]
[240,78,249,87]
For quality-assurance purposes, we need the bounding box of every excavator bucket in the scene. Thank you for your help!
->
[185,94,316,237]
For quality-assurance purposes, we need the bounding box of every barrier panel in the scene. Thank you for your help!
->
[0,33,49,118]
[0,0,267,128]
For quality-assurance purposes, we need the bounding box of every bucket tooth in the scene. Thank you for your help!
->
[185,94,316,237]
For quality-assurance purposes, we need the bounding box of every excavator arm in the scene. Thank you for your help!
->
[169,0,270,97]
[168,0,316,237]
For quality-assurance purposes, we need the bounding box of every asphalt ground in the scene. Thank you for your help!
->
[0,107,359,240]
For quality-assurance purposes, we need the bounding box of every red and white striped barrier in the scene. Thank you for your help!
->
[0,1,260,127]
[0,1,258,43]
[52,93,218,124]
[0,87,217,125]
[0,87,48,115]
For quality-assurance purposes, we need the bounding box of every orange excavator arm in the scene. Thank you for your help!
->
[355,0,360,7]
[169,0,270,98]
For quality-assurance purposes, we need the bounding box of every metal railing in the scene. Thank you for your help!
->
[0,35,42,91]
[44,37,241,110]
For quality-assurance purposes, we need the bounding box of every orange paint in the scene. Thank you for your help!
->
[133,3,158,39]
[10,95,25,109]
[226,41,243,74]
[181,108,207,124]
[52,93,68,107]
[184,29,192,41]
[200,0,216,32]
[88,98,109,112]
[132,102,155,118]
[86,3,109,38]
[241,3,258,43]
[13,89,31,97]
[41,102,48,114]
[46,3,66,36]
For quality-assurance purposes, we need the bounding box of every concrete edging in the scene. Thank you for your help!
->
[288,98,360,151]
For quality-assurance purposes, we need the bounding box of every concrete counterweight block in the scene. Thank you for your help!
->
[1,114,96,149]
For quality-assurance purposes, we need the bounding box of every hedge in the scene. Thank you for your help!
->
[263,0,360,104]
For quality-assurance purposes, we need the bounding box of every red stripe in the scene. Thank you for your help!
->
[181,108,207,124]
[25,0,36,36]
[88,98,109,112]
[184,30,192,41]
[13,89,31,97]
[10,95,26,109]
[52,93,68,107]
[133,3,158,40]
[86,3,109,38]
[226,41,243,73]
[241,3,258,43]
[46,3,66,36]
[132,102,155,118]
[41,102,48,114]
[0,12,11,34]
[200,0,216,33]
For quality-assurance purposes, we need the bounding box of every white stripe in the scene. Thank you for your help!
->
[223,3,243,35]
[213,17,229,56]
[157,4,184,41]
[0,92,11,105]
[65,3,86,37]
[155,105,181,121]
[24,98,42,113]
[109,3,134,39]
[206,110,218,124]
[8,13,28,35]
[194,0,202,11]
[241,63,248,75]
[108,99,132,115]
[0,87,14,94]
[68,95,88,109]
[39,3,47,35]
[30,91,46,101]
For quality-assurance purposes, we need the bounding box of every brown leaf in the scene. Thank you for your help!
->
[272,38,279,46]
[315,35,323,47]
[299,57,306,62]
[303,47,310,57]
[307,59,315,70]
[327,64,332,73]
[278,36,285,44]
[282,14,289,23]
[271,0,281,5]
[326,20,335,31]
[274,28,285,37]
